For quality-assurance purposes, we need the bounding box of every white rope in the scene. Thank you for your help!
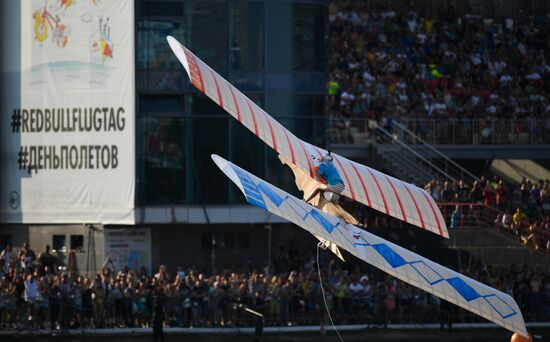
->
[316,242,344,342]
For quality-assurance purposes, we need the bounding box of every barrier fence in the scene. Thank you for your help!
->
[438,202,550,253]
[328,117,550,146]
[2,289,548,331]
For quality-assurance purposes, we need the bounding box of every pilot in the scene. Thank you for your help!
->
[304,151,345,203]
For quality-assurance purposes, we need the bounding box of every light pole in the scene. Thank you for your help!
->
[264,223,272,270]
[211,233,216,273]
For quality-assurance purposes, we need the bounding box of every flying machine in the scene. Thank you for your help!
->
[166,36,528,338]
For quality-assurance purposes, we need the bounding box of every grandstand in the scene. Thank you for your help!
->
[326,0,550,261]
[0,0,549,341]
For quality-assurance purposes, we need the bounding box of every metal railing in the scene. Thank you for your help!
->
[392,122,480,185]
[400,118,550,145]
[327,116,372,145]
[373,125,457,185]
[2,290,548,331]
[328,117,550,146]
[350,0,550,18]
[438,202,550,254]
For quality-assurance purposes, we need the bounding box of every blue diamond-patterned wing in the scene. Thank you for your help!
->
[372,244,407,268]
[446,277,481,302]
[212,154,528,339]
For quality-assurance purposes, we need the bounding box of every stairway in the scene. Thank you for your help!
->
[438,202,550,259]
[374,143,435,186]
[373,122,479,186]
[448,228,550,271]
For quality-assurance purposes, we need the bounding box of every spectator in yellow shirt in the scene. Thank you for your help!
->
[512,208,526,235]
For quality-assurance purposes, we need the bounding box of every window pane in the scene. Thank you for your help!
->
[230,124,265,198]
[70,235,84,250]
[189,0,229,71]
[190,93,227,116]
[202,233,212,251]
[293,71,327,93]
[139,117,187,204]
[293,95,325,146]
[136,17,187,92]
[137,0,184,18]
[223,233,234,249]
[238,232,249,249]
[137,20,186,70]
[230,1,264,71]
[293,4,326,71]
[52,235,66,251]
[192,117,229,204]
[265,1,291,72]
[140,97,183,117]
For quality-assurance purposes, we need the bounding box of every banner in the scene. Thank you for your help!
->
[104,228,151,273]
[1,0,135,223]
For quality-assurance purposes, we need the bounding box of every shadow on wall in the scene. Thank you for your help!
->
[1,0,23,225]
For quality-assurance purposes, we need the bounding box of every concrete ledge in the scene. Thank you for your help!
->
[134,205,288,224]
[331,143,550,160]
[1,322,548,336]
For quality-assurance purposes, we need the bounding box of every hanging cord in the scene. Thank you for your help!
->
[317,242,345,342]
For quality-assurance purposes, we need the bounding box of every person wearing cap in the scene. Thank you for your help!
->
[304,151,345,203]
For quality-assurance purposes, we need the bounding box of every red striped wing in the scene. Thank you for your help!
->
[167,36,448,238]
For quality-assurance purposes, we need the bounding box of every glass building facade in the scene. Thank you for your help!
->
[136,0,328,205]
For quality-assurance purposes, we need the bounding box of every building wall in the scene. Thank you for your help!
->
[0,221,321,277]
[136,0,328,206]
[149,222,316,274]
[0,0,328,275]
[0,224,105,277]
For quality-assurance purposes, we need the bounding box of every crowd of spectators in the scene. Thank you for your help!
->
[424,176,550,251]
[0,242,549,331]
[327,2,550,144]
